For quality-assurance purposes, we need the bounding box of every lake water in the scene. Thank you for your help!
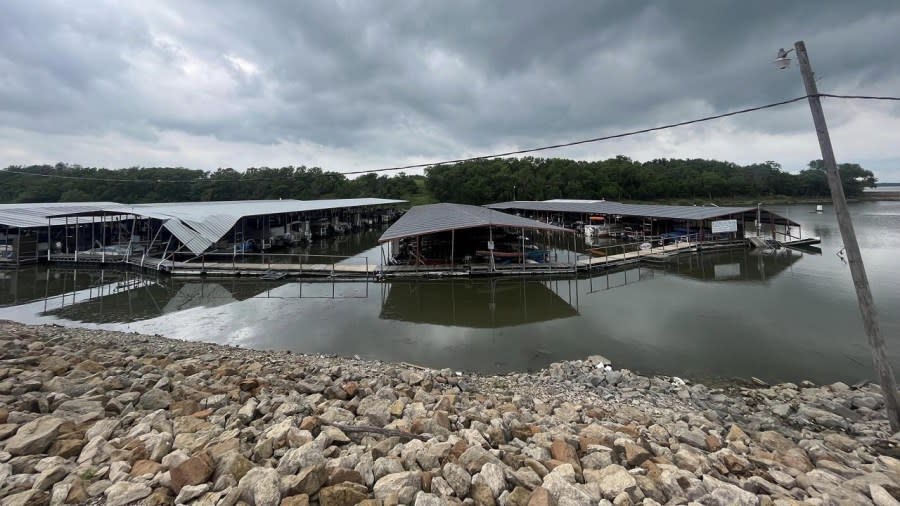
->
[1,202,898,385]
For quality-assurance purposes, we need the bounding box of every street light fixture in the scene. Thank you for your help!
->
[780,41,900,430]
[774,48,793,70]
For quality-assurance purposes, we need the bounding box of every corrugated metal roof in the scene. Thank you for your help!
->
[109,198,407,254]
[486,200,798,225]
[379,203,572,242]
[5,198,406,254]
[0,202,119,228]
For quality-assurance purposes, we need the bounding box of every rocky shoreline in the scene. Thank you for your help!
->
[0,321,898,506]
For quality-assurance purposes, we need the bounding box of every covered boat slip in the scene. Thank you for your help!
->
[41,198,406,270]
[0,202,121,267]
[377,203,578,276]
[485,200,802,244]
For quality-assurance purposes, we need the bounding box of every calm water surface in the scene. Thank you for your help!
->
[1,202,899,384]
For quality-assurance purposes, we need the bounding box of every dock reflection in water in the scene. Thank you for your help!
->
[379,279,579,328]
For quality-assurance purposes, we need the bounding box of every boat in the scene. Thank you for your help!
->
[584,224,610,238]
[475,248,549,263]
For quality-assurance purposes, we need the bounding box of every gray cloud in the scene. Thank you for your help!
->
[1,0,899,177]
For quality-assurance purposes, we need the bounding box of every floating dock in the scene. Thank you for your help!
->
[40,237,753,280]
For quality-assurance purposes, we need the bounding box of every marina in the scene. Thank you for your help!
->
[2,198,815,279]
[1,201,898,383]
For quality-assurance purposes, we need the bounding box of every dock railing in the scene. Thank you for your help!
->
[577,232,745,269]
[149,251,371,278]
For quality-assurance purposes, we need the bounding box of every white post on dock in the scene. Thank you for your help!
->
[488,227,495,273]
[451,229,455,273]
[127,215,136,259]
[521,227,525,272]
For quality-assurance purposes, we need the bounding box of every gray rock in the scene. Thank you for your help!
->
[319,406,355,424]
[104,481,152,506]
[51,399,104,425]
[373,457,405,480]
[796,405,849,429]
[431,476,455,497]
[414,491,444,506]
[201,394,229,410]
[0,490,49,506]
[236,398,258,423]
[31,464,69,491]
[698,475,758,506]
[139,389,173,410]
[85,418,120,441]
[472,462,507,499]
[585,464,636,500]
[5,472,38,491]
[238,466,282,506]
[77,436,106,464]
[86,479,113,497]
[374,471,422,499]
[442,463,471,498]
[296,380,325,394]
[458,446,501,474]
[175,483,210,504]
[282,463,328,496]
[870,483,900,506]
[108,461,132,483]
[542,464,594,504]
[3,416,65,456]
[144,431,174,462]
[277,441,325,475]
[49,481,72,505]
[357,396,393,425]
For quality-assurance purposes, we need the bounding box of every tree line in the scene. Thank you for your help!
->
[0,157,876,205]
[425,157,876,204]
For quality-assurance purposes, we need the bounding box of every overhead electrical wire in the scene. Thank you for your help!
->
[1,93,898,183]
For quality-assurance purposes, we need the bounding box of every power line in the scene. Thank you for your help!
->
[818,93,900,101]
[0,92,897,183]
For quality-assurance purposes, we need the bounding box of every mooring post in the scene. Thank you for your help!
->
[795,40,900,431]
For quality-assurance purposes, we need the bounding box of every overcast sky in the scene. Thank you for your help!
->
[2,1,899,179]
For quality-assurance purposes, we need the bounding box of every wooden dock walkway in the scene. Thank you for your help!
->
[40,238,750,279]
[577,240,699,268]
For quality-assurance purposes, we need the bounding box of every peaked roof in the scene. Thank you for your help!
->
[379,203,571,242]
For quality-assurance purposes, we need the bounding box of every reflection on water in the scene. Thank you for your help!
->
[2,202,899,384]
[380,280,579,328]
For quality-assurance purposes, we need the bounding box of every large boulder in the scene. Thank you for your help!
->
[238,467,282,506]
[374,471,422,499]
[4,416,65,456]
[170,451,214,493]
[104,482,152,506]
[139,389,172,410]
[319,483,369,506]
[357,396,393,426]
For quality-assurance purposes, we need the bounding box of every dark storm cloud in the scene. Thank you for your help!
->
[1,0,899,169]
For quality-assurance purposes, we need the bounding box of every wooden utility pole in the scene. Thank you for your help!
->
[794,40,900,430]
